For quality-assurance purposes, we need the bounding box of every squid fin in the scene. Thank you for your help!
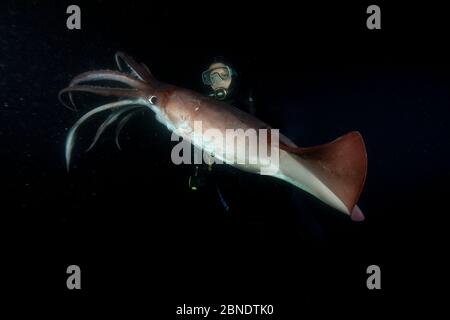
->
[280,131,367,219]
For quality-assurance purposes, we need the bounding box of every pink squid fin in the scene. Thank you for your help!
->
[280,131,367,217]
[350,205,365,221]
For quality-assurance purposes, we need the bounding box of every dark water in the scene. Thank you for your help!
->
[1,1,447,316]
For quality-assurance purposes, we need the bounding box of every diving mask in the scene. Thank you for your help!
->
[202,65,236,86]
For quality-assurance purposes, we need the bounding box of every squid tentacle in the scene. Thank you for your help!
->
[62,55,157,168]
[141,63,152,76]
[69,69,148,89]
[65,99,144,171]
[115,109,142,150]
[115,51,154,83]
[62,69,148,110]
[58,85,142,110]
[67,92,78,111]
[86,105,144,152]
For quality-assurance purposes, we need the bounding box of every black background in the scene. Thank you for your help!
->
[1,0,448,317]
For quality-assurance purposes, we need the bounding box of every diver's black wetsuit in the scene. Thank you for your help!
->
[188,63,324,241]
[209,89,255,213]
[187,88,277,241]
[188,88,255,208]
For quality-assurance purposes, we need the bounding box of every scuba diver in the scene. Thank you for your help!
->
[201,59,255,114]
[188,57,256,211]
[188,57,325,241]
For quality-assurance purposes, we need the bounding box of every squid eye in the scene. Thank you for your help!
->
[149,96,157,104]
